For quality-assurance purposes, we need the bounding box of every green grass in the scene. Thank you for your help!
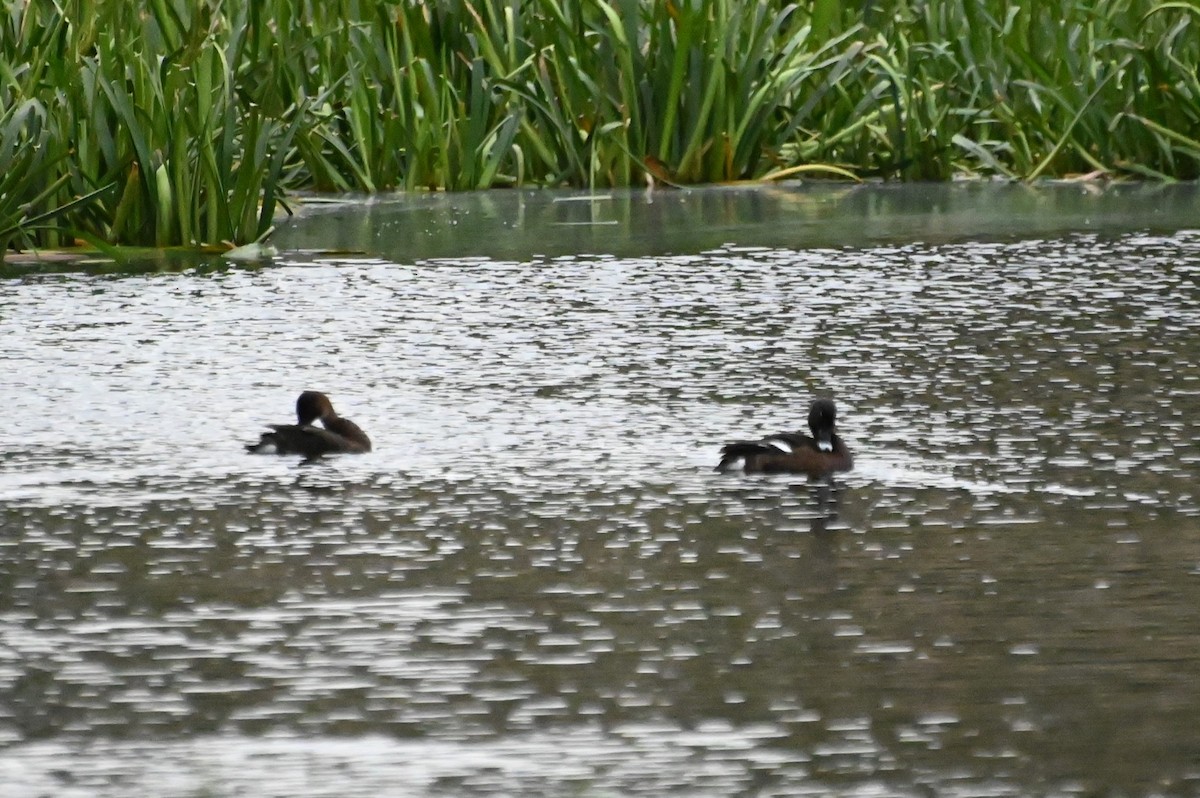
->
[1,0,1197,249]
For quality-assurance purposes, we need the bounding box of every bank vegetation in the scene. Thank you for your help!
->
[1,0,1197,249]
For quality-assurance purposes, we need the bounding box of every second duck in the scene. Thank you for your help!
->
[716,398,852,477]
[246,390,372,459]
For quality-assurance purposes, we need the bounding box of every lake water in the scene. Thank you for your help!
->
[2,184,1199,796]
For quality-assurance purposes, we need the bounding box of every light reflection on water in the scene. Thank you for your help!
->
[2,191,1200,796]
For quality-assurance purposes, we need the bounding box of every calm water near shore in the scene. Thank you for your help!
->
[2,184,1199,796]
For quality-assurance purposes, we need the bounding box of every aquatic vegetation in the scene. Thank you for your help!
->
[1,0,1197,248]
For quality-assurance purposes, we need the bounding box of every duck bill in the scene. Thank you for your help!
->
[815,432,834,452]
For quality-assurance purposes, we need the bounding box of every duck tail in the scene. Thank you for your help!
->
[715,441,774,472]
[245,431,277,454]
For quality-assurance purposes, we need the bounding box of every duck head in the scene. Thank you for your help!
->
[807,398,839,452]
[296,391,335,425]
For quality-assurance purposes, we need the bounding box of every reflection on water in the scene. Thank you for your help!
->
[277,181,1200,262]
[2,186,1200,796]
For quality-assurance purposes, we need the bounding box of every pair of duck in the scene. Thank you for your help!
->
[248,392,853,478]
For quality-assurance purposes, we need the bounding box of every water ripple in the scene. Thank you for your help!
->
[2,224,1200,796]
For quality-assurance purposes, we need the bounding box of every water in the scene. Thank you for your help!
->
[2,184,1200,796]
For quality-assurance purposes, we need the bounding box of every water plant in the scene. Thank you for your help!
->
[0,0,1196,249]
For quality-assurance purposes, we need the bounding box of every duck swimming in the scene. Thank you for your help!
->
[246,391,372,459]
[716,398,852,477]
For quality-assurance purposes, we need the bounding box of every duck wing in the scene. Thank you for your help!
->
[716,431,814,472]
[247,423,365,458]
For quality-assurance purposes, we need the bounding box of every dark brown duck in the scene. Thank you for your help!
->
[716,398,853,477]
[246,391,372,459]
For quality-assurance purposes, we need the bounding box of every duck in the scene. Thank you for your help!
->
[246,391,372,459]
[716,398,853,477]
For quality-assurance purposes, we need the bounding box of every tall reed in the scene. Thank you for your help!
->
[0,0,1196,249]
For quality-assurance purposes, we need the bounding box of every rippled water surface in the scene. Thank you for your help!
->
[3,185,1200,797]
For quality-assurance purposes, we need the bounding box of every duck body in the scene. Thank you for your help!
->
[247,391,371,459]
[717,398,852,478]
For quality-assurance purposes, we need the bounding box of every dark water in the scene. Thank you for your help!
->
[2,185,1200,797]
